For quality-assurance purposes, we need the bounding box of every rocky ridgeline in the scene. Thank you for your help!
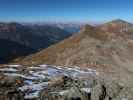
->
[0,64,132,100]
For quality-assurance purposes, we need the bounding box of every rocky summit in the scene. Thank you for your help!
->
[0,64,132,100]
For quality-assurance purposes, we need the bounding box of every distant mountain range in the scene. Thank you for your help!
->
[23,22,83,33]
[0,22,76,63]
[0,22,73,49]
[50,23,83,33]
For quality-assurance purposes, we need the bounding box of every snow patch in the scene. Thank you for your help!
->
[59,90,69,95]
[19,82,49,92]
[81,88,91,93]
[7,65,22,67]
[0,68,18,72]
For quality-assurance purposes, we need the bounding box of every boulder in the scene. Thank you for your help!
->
[0,74,24,100]
[91,78,133,100]
[40,76,91,100]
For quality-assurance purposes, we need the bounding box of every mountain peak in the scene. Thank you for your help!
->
[99,19,133,34]
[109,19,131,24]
[112,18,125,22]
[81,24,94,32]
[81,24,109,41]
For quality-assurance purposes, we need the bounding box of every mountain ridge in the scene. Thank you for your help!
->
[12,24,111,66]
[13,20,133,74]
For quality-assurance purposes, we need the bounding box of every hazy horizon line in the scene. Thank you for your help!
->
[0,18,132,24]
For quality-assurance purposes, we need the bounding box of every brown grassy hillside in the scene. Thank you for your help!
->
[13,24,113,68]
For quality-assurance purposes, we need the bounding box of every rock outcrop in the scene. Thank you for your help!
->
[0,65,133,100]
[0,74,24,100]
[91,77,133,100]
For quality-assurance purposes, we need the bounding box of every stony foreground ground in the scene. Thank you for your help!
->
[0,64,133,100]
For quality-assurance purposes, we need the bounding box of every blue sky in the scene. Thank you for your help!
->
[0,0,133,22]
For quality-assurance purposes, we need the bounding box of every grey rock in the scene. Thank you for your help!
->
[0,75,24,100]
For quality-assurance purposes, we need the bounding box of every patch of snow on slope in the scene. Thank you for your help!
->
[0,68,18,72]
